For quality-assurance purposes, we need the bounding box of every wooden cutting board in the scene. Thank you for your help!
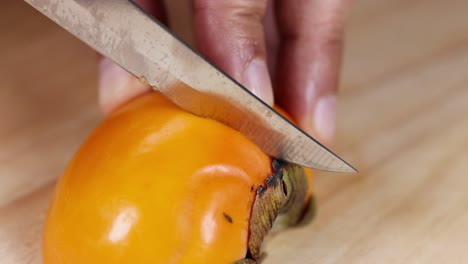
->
[2,0,468,263]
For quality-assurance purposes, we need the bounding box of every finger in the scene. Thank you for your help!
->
[274,0,352,144]
[263,0,280,79]
[98,0,167,115]
[193,0,274,105]
[134,0,168,25]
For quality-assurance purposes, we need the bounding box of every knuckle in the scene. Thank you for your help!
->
[194,0,268,60]
[318,23,344,51]
[194,0,267,19]
[283,18,345,51]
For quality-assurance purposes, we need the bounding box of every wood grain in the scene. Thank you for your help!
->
[2,0,468,263]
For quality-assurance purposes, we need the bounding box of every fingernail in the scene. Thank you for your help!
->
[312,95,336,144]
[98,58,149,114]
[243,58,274,105]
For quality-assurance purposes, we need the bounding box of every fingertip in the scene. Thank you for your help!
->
[310,95,336,145]
[243,58,274,105]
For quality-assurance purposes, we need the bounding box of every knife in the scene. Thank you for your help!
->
[24,0,356,173]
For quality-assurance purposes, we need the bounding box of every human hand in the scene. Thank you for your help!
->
[99,0,351,145]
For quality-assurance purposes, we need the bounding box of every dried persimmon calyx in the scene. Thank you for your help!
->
[234,259,257,264]
[238,160,316,263]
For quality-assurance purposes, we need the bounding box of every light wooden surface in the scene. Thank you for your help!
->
[2,0,468,263]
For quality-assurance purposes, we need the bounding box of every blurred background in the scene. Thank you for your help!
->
[1,0,468,263]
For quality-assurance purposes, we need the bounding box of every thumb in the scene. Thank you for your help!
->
[193,0,274,105]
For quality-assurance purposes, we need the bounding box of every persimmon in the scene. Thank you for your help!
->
[43,92,313,264]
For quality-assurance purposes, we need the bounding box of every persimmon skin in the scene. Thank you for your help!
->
[43,92,272,264]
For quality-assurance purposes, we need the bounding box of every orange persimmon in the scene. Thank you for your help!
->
[43,92,313,264]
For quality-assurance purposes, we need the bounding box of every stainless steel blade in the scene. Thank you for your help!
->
[24,0,356,173]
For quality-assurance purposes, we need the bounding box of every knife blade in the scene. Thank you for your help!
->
[24,0,356,173]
